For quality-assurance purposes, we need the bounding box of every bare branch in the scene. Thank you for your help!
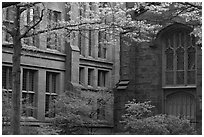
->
[24,21,102,38]
[2,25,14,37]
[17,2,41,8]
[179,2,202,10]
[20,8,45,39]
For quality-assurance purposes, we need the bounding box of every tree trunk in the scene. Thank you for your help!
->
[11,6,22,135]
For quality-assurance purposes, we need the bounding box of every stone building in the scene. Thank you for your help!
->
[2,2,120,128]
[114,3,202,132]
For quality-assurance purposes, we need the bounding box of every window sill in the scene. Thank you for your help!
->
[22,90,35,94]
[162,85,196,89]
[45,92,57,96]
[2,89,12,92]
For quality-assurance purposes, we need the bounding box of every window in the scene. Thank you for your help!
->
[47,9,61,27]
[3,7,14,43]
[163,30,196,86]
[22,69,36,117]
[88,30,95,57]
[47,32,60,50]
[22,7,40,47]
[45,72,58,117]
[4,7,14,21]
[78,30,85,56]
[97,99,106,120]
[88,68,94,86]
[98,30,107,58]
[98,70,108,87]
[47,9,61,50]
[2,66,12,90]
[79,67,85,85]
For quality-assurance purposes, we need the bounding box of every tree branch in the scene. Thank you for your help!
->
[2,25,14,37]
[20,8,45,39]
[181,2,202,10]
[24,20,102,38]
[17,2,41,8]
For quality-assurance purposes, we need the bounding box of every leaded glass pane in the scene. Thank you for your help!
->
[176,71,184,85]
[187,70,195,84]
[8,68,12,89]
[188,47,196,70]
[2,67,7,89]
[166,71,174,85]
[29,71,34,91]
[176,47,184,70]
[23,70,27,90]
[165,48,174,70]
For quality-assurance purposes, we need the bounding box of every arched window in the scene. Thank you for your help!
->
[163,28,196,86]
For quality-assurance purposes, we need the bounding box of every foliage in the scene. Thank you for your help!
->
[2,90,12,126]
[2,125,59,135]
[121,99,197,135]
[48,90,113,135]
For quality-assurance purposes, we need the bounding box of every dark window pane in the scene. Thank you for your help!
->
[29,71,34,91]
[188,47,196,70]
[166,71,174,85]
[79,67,84,84]
[23,70,27,90]
[165,48,174,70]
[187,71,195,84]
[46,73,50,93]
[52,74,56,93]
[176,47,184,70]
[2,67,7,89]
[89,30,92,56]
[45,95,50,117]
[88,69,93,86]
[176,71,184,85]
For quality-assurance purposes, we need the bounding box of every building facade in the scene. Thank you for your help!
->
[114,6,202,132]
[2,2,120,126]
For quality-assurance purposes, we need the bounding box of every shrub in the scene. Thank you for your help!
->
[121,99,197,135]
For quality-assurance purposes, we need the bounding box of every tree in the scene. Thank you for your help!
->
[2,2,201,135]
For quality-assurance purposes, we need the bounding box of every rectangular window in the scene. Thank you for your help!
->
[22,69,36,117]
[88,68,94,86]
[22,7,40,47]
[5,7,14,21]
[47,9,61,27]
[88,30,92,56]
[97,99,106,120]
[45,72,58,117]
[98,70,108,87]
[78,30,85,56]
[47,32,59,50]
[47,9,61,50]
[2,66,12,90]
[98,31,107,59]
[79,67,85,85]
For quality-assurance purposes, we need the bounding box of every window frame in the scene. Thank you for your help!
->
[45,71,59,117]
[22,69,37,117]
[47,9,62,50]
[2,66,12,90]
[98,70,108,87]
[162,29,197,87]
[88,68,94,86]
[79,67,85,85]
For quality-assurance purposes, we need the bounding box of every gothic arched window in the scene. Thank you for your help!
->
[163,29,196,86]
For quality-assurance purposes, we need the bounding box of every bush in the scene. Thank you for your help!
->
[48,92,95,134]
[121,99,196,135]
